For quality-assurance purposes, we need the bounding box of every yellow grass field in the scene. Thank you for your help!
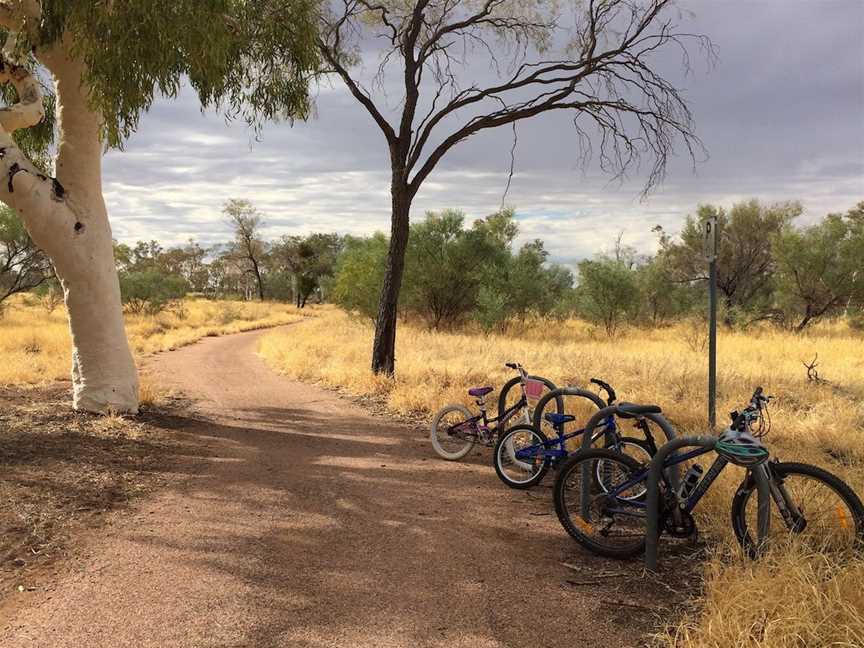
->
[0,295,310,388]
[259,307,864,647]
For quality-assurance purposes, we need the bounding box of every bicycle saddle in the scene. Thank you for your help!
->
[468,386,494,397]
[544,412,576,426]
[617,402,662,418]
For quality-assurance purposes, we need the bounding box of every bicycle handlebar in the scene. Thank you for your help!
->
[731,387,771,430]
[589,378,616,405]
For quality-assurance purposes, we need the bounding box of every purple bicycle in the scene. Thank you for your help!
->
[429,363,557,460]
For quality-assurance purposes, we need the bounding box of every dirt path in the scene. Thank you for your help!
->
[1,328,665,647]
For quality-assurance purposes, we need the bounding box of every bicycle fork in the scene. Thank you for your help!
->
[762,462,807,533]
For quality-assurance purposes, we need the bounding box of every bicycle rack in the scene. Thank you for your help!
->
[644,436,772,571]
[531,387,605,431]
[577,405,681,525]
[498,376,563,422]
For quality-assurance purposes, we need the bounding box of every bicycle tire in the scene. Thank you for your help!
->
[731,461,864,557]
[429,403,475,460]
[493,424,550,489]
[553,448,649,558]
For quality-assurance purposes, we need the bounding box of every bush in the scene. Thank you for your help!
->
[119,271,188,315]
[575,257,640,336]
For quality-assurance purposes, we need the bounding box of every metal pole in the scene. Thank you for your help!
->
[708,258,717,429]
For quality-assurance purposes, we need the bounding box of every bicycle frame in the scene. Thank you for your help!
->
[516,416,618,462]
[448,395,528,440]
[605,445,724,515]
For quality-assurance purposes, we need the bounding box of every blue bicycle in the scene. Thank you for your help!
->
[553,388,864,559]
[492,379,652,489]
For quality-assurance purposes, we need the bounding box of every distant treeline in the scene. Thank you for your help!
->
[2,199,861,333]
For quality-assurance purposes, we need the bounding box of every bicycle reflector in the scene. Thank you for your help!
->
[715,429,770,467]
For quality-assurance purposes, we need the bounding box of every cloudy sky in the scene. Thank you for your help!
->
[102,0,864,268]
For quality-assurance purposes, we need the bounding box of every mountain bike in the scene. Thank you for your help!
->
[493,379,652,489]
[429,363,558,461]
[553,388,864,558]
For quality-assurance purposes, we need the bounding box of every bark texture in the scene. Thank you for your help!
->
[0,15,138,413]
[371,185,411,375]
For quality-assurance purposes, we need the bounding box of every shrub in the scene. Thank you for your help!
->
[119,271,188,315]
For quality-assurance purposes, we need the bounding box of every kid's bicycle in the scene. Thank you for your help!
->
[493,379,652,489]
[553,388,864,558]
[429,363,557,461]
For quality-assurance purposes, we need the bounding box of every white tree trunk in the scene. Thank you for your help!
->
[0,29,139,413]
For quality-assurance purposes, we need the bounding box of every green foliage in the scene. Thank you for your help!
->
[332,233,389,321]
[0,205,51,303]
[333,208,573,329]
[575,257,640,335]
[15,0,320,150]
[772,203,864,330]
[269,232,343,307]
[119,270,188,315]
[635,256,698,325]
[402,209,496,328]
[658,200,800,323]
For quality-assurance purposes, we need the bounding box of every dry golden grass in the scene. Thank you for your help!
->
[259,307,864,647]
[0,295,312,389]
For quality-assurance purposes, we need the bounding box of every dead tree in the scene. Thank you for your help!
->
[318,0,712,374]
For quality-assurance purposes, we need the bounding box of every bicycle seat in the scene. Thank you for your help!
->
[617,402,662,418]
[544,412,576,426]
[468,386,494,398]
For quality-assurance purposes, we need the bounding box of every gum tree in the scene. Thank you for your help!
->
[319,0,710,375]
[0,1,318,413]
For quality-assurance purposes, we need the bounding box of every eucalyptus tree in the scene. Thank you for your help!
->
[0,1,318,412]
[319,0,710,374]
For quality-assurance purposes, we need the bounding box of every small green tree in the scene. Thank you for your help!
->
[271,233,343,307]
[332,234,389,321]
[575,257,640,336]
[635,255,697,325]
[119,271,188,316]
[403,209,511,328]
[773,203,864,331]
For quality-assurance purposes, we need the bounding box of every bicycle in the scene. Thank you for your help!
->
[429,363,558,461]
[553,387,864,559]
[493,379,652,489]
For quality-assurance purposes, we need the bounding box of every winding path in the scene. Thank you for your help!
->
[1,328,655,647]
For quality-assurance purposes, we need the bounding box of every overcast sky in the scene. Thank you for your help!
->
[102,0,864,268]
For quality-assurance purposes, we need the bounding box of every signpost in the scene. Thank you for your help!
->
[704,217,719,429]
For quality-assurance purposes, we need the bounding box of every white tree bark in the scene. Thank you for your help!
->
[0,10,139,413]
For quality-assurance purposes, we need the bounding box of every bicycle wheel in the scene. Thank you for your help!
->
[732,461,864,557]
[430,404,476,460]
[606,437,653,465]
[493,424,550,489]
[599,437,652,500]
[554,449,649,558]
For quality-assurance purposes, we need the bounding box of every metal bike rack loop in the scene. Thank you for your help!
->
[498,376,563,422]
[531,387,605,431]
[645,435,772,571]
[577,405,681,523]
